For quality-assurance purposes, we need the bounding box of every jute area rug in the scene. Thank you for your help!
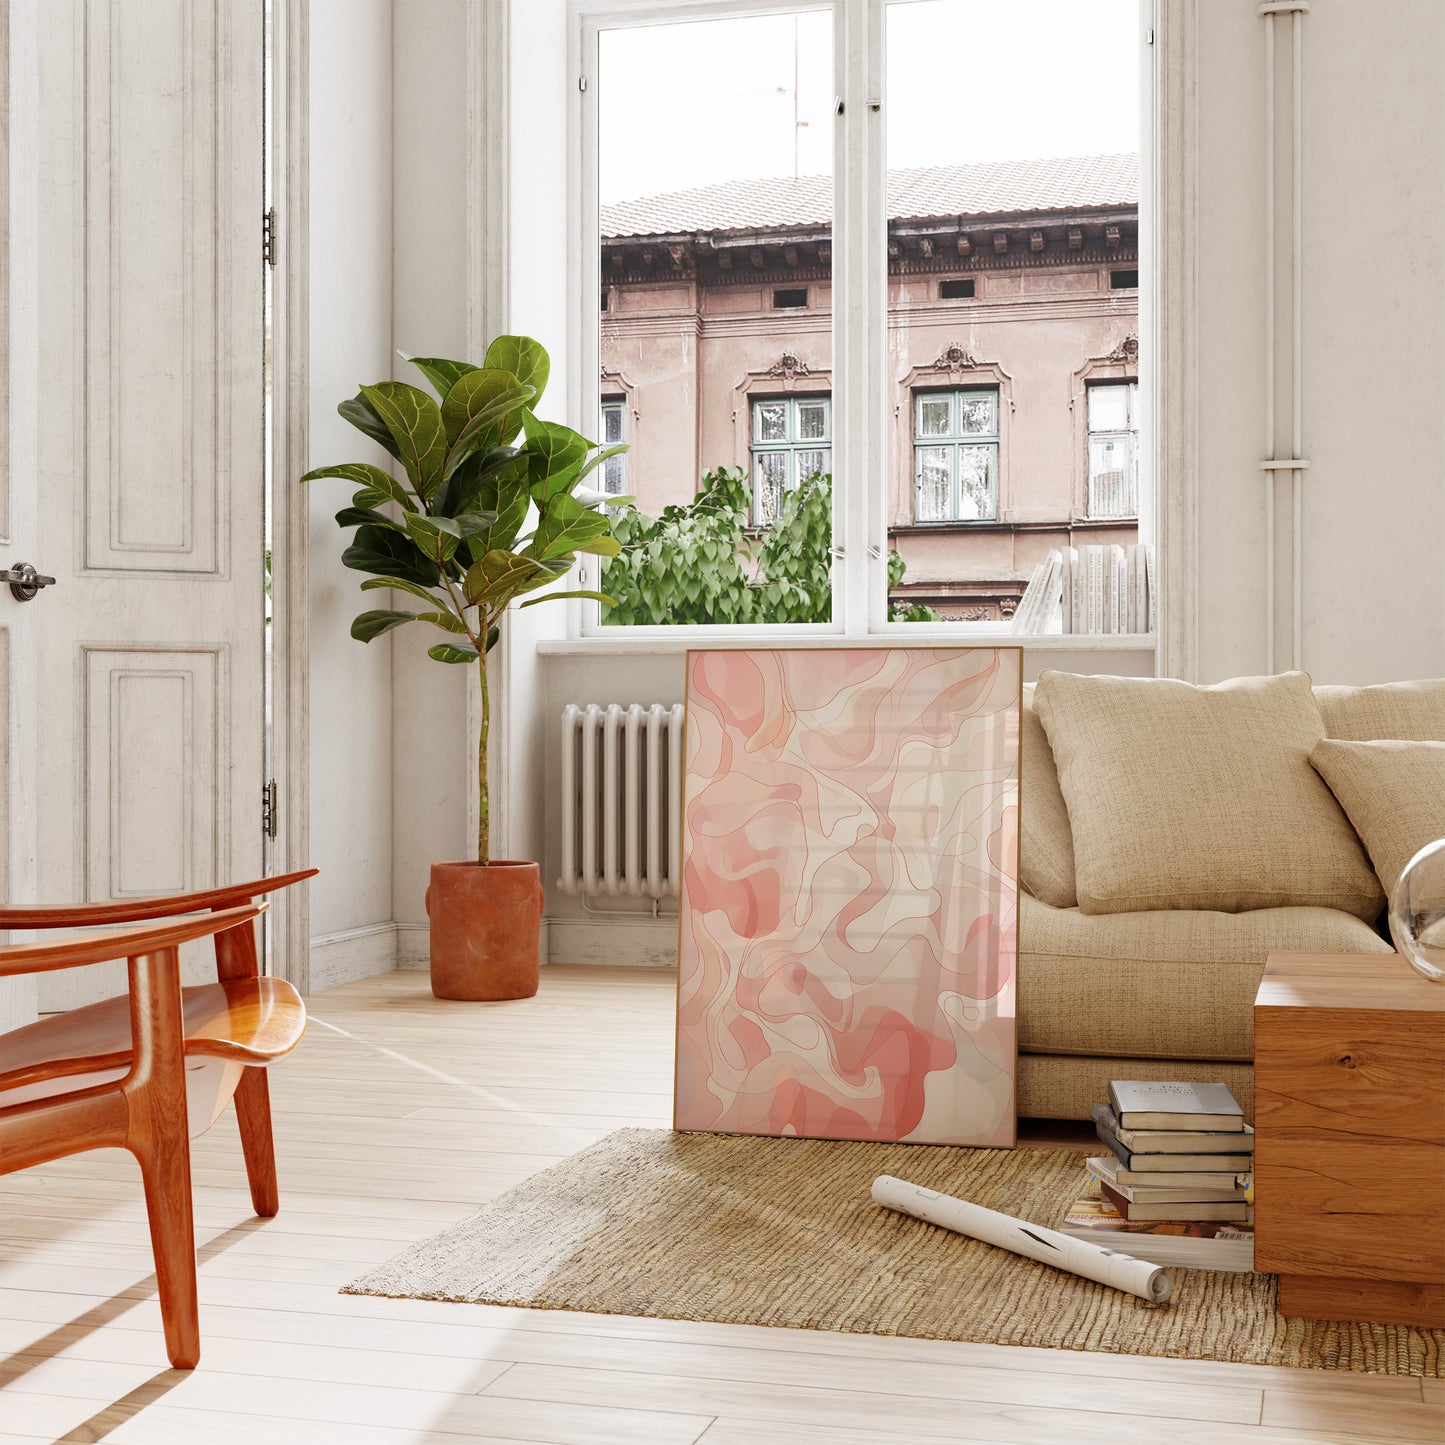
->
[343,1127,1443,1376]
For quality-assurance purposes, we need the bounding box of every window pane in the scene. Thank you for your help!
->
[957,391,996,437]
[917,396,951,437]
[597,9,834,626]
[602,403,623,444]
[755,451,790,524]
[754,401,788,443]
[796,449,828,482]
[1088,435,1135,518]
[796,400,828,441]
[1088,384,1129,433]
[602,454,626,495]
[957,445,996,520]
[916,447,952,521]
[886,0,1139,622]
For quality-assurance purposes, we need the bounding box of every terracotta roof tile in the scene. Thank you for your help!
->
[601,154,1138,239]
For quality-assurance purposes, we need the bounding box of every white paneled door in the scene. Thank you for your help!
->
[11,0,268,1013]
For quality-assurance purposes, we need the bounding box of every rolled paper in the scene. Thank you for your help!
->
[871,1174,1173,1304]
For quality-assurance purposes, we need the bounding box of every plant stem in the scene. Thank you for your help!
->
[477,642,490,865]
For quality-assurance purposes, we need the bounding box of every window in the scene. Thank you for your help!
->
[581,0,1145,633]
[913,389,999,522]
[1086,381,1138,518]
[751,396,831,525]
[600,398,627,496]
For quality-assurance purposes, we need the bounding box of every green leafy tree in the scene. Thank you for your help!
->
[602,469,939,625]
[301,336,625,862]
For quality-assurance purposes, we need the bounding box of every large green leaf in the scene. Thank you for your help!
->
[526,492,612,561]
[443,386,537,480]
[359,575,448,608]
[341,524,442,588]
[519,588,617,609]
[440,446,528,521]
[483,336,550,411]
[334,505,402,531]
[359,382,448,499]
[351,609,418,642]
[440,369,533,450]
[521,414,591,501]
[428,640,480,664]
[299,460,415,512]
[337,396,402,464]
[403,512,462,565]
[416,609,469,635]
[405,355,478,401]
[463,549,568,610]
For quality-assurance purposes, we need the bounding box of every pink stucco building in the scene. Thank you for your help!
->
[599,153,1140,620]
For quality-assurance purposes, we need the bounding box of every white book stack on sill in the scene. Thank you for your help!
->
[1046,542,1154,637]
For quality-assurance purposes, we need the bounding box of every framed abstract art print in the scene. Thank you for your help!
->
[675,646,1021,1148]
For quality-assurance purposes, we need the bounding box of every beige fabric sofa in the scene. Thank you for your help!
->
[1017,679,1444,1121]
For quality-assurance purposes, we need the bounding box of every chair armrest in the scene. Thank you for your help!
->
[0,869,315,929]
[0,903,266,977]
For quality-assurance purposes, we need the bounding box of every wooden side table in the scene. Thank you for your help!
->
[1254,951,1445,1327]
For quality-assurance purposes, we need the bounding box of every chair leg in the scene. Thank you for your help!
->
[234,1066,280,1217]
[125,946,202,1370]
[137,1137,201,1369]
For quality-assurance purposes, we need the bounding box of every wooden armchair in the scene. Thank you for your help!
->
[0,870,316,1368]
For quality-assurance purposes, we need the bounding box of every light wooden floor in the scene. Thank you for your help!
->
[1,966,1440,1444]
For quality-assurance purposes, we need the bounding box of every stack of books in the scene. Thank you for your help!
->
[1010,543,1155,636]
[1060,1080,1255,1271]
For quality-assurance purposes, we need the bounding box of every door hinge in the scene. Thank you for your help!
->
[579,75,588,92]
[263,207,278,268]
[1145,27,1155,44]
[262,779,279,839]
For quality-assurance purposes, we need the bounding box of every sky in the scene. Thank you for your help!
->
[598,0,1141,207]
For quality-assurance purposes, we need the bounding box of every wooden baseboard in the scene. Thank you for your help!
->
[1277,1273,1445,1328]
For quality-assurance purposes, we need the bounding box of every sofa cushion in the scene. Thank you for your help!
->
[1310,739,1445,897]
[1316,679,1445,741]
[1020,684,1077,909]
[1018,891,1393,1061]
[1033,669,1384,920]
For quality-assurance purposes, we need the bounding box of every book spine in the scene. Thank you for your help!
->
[1061,548,1075,634]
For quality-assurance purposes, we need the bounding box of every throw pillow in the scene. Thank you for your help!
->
[1315,679,1445,741]
[1019,684,1077,908]
[1033,669,1384,920]
[1309,739,1445,898]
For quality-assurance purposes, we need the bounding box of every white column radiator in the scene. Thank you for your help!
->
[558,703,685,899]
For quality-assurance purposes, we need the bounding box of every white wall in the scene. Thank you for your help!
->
[1192,0,1445,683]
[390,0,472,958]
[306,0,398,980]
[374,0,1445,970]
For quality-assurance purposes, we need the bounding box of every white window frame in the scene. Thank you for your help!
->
[566,0,1161,650]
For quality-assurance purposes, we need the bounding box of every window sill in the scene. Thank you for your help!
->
[537,633,1157,657]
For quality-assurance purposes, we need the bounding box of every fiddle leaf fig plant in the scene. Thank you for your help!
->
[301,335,625,864]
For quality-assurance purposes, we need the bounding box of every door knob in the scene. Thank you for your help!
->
[1,562,56,601]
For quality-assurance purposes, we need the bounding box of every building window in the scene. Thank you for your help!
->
[751,395,831,525]
[600,397,627,496]
[772,287,808,310]
[1086,381,1138,518]
[938,278,975,300]
[913,389,999,522]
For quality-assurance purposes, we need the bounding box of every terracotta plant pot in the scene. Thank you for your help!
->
[426,860,543,1001]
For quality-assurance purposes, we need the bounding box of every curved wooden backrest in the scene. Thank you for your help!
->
[0,902,266,977]
[0,868,315,929]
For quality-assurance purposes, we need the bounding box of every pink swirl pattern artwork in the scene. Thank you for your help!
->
[675,647,1020,1148]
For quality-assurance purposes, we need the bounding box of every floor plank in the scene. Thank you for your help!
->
[1,964,1434,1443]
